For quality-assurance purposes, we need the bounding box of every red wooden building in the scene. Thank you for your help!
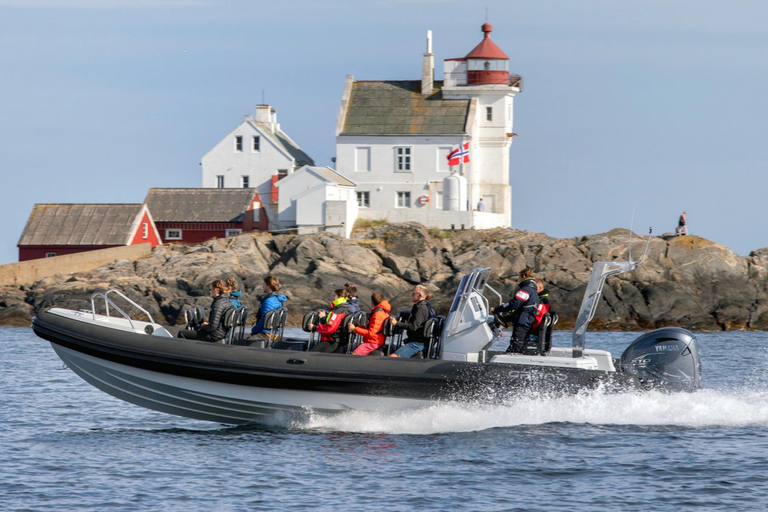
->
[17,203,161,261]
[143,188,268,244]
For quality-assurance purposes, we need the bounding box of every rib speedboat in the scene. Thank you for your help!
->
[31,231,701,424]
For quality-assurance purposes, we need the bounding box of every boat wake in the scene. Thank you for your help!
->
[295,387,768,435]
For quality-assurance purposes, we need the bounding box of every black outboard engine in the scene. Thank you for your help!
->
[620,327,702,392]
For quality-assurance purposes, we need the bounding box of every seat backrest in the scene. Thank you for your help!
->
[423,316,445,339]
[194,305,206,325]
[381,316,396,337]
[424,316,445,359]
[184,308,197,328]
[302,311,320,332]
[262,309,280,330]
[222,308,236,329]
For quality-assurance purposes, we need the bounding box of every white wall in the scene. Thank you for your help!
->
[201,119,294,203]
[276,169,325,224]
[337,135,467,223]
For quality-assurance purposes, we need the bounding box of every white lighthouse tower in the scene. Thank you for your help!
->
[442,22,522,226]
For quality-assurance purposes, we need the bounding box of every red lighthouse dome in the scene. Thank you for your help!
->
[465,23,510,85]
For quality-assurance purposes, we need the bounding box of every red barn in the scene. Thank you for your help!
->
[143,188,267,244]
[17,203,161,261]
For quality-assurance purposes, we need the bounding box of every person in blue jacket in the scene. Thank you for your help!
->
[226,277,243,308]
[344,282,361,314]
[250,275,287,339]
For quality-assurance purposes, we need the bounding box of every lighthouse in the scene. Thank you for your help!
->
[443,23,522,225]
[335,22,522,230]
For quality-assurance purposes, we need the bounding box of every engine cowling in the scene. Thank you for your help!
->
[620,327,702,392]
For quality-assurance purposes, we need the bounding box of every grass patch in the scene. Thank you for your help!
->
[353,218,390,231]
[427,227,452,239]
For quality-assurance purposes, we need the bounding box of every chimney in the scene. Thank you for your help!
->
[255,104,278,133]
[421,30,434,96]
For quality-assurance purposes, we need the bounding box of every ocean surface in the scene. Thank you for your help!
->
[3,326,768,511]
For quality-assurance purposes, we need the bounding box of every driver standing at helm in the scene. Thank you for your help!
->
[492,268,540,354]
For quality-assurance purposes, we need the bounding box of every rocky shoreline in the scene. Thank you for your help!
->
[2,222,767,331]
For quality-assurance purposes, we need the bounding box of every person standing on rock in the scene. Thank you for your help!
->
[492,268,539,354]
[177,280,234,342]
[250,275,287,340]
[676,211,688,236]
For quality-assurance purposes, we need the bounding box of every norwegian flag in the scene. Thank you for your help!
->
[447,142,470,166]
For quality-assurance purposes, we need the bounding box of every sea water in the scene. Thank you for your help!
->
[3,327,768,511]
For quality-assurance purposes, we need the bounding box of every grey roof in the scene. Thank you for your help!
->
[251,121,315,168]
[308,166,357,187]
[18,203,142,246]
[144,188,257,223]
[341,80,470,135]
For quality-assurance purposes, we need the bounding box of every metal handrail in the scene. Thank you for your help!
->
[90,289,156,330]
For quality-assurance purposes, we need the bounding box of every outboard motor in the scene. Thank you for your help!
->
[620,327,702,392]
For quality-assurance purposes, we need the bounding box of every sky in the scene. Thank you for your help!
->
[2,0,768,266]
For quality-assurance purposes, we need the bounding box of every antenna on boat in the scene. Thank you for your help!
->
[628,195,639,263]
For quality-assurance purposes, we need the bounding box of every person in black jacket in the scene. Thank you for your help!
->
[492,268,540,353]
[389,284,433,358]
[178,280,234,342]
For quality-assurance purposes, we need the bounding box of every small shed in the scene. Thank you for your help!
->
[275,166,358,238]
[17,203,160,261]
[143,188,267,244]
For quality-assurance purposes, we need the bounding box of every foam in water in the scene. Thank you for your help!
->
[296,388,768,435]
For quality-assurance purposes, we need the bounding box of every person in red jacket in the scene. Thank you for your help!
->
[348,292,392,356]
[530,279,551,332]
[308,288,350,353]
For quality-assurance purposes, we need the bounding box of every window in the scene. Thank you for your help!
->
[357,191,370,208]
[395,147,411,172]
[142,222,148,239]
[252,136,260,152]
[225,229,242,237]
[241,175,249,188]
[45,252,56,258]
[486,107,493,122]
[252,201,261,222]
[277,169,288,180]
[235,135,243,152]
[216,175,224,188]
[396,191,411,208]
[437,147,452,172]
[165,229,182,240]
[355,147,371,172]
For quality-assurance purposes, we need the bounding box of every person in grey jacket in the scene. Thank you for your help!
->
[178,280,234,342]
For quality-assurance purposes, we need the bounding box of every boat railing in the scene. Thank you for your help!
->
[571,228,652,358]
[90,290,156,330]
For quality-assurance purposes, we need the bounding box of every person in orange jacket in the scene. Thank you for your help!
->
[348,292,392,356]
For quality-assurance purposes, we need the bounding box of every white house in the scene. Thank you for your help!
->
[275,166,358,238]
[334,24,522,230]
[201,104,314,229]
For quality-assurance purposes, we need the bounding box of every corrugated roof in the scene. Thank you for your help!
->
[341,81,470,135]
[144,188,257,223]
[18,203,142,246]
[310,167,357,187]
